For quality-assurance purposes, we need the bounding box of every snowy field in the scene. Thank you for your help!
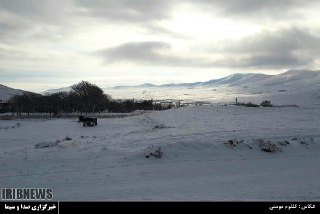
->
[1,105,320,201]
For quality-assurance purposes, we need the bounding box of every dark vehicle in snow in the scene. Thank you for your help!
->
[79,116,97,126]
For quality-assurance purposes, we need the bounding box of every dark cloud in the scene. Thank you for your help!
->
[73,0,320,40]
[223,28,320,53]
[191,0,318,19]
[0,0,75,43]
[244,53,309,68]
[1,0,311,23]
[0,0,72,20]
[75,0,173,22]
[75,0,317,22]
[96,41,218,68]
[97,41,171,63]
[0,0,317,42]
[216,28,320,68]
[73,0,183,36]
[98,27,320,69]
[0,0,45,16]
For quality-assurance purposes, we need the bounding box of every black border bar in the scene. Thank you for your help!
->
[1,202,319,213]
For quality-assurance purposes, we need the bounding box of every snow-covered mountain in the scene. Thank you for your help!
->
[0,84,30,102]
[108,70,320,106]
[42,86,73,95]
[42,70,320,92]
[112,70,320,89]
[251,70,320,88]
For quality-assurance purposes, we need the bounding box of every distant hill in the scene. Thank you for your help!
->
[113,83,157,89]
[111,70,320,89]
[41,86,73,95]
[0,84,31,103]
[251,70,320,88]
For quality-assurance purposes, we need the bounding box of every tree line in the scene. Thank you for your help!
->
[5,81,171,115]
[235,100,273,107]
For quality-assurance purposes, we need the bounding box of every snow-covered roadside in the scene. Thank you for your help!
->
[0,106,319,200]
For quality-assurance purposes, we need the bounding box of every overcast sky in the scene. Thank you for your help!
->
[1,0,320,92]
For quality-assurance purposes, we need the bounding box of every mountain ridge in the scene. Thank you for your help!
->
[0,84,33,102]
[110,70,320,89]
[1,70,319,101]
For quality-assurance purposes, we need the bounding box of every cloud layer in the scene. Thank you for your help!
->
[97,28,320,69]
[0,0,319,91]
[217,28,320,68]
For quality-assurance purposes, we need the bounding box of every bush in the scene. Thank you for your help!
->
[145,147,163,158]
[245,102,259,107]
[257,139,281,153]
[237,102,259,107]
[65,136,72,141]
[260,100,272,107]
[151,147,163,158]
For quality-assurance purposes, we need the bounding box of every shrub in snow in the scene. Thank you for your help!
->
[153,124,171,129]
[80,136,89,139]
[65,136,72,141]
[225,139,243,147]
[257,139,281,153]
[244,102,259,107]
[277,141,290,146]
[145,146,163,158]
[260,100,272,107]
[225,137,314,153]
[11,123,22,128]
[291,137,312,146]
[225,139,253,149]
[151,147,163,158]
[300,141,308,145]
[237,102,259,107]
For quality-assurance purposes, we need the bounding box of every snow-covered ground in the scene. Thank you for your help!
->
[1,105,320,201]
